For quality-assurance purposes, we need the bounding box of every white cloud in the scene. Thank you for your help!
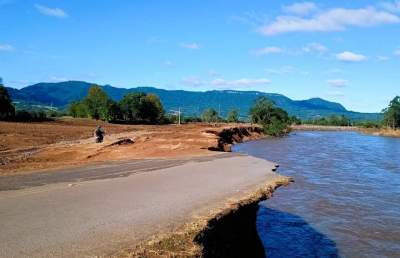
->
[35,4,67,18]
[336,51,367,62]
[327,79,349,88]
[181,77,203,87]
[180,42,200,50]
[211,78,271,87]
[283,2,317,16]
[0,44,14,51]
[394,48,400,55]
[377,55,390,61]
[252,46,283,56]
[325,68,343,75]
[259,7,400,35]
[266,66,295,75]
[381,1,400,13]
[302,42,328,53]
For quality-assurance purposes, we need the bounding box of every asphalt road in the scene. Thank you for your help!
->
[0,154,281,257]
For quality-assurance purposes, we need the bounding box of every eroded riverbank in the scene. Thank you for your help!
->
[116,176,292,258]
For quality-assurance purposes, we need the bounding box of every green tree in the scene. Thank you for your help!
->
[84,85,110,120]
[119,92,146,121]
[226,109,239,123]
[202,108,219,123]
[106,100,122,122]
[0,84,15,120]
[141,94,164,123]
[383,96,400,129]
[249,97,290,136]
[68,101,88,118]
[119,92,164,123]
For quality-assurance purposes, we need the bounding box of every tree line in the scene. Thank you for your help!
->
[68,85,165,124]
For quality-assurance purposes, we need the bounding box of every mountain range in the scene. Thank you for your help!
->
[6,81,381,121]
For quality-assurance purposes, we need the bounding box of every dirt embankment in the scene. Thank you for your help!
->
[360,128,400,138]
[0,119,265,175]
[116,177,292,258]
[206,126,264,152]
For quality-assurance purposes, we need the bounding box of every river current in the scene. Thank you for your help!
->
[233,131,400,258]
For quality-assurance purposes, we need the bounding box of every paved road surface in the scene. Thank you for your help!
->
[0,154,281,257]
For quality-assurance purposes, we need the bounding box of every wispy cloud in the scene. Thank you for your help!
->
[266,66,295,75]
[49,76,68,82]
[325,68,343,75]
[394,48,400,55]
[0,44,14,51]
[336,51,367,62]
[208,70,221,77]
[259,7,400,35]
[302,42,328,53]
[283,2,318,16]
[327,79,349,88]
[326,91,345,98]
[377,55,390,61]
[381,1,400,13]
[252,46,283,56]
[164,60,174,67]
[211,78,271,87]
[180,42,200,50]
[35,4,68,18]
[181,77,203,87]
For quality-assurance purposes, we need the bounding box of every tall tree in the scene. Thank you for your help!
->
[84,85,110,120]
[226,109,239,123]
[202,108,219,123]
[0,84,15,120]
[119,92,146,121]
[383,96,400,129]
[141,94,164,123]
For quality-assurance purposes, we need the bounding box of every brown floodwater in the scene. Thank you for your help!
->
[233,131,400,258]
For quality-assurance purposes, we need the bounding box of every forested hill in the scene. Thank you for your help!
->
[7,81,381,121]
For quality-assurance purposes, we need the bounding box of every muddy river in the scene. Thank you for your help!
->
[233,131,400,258]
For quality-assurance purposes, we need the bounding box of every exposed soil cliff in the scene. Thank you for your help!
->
[207,126,264,152]
[116,176,292,258]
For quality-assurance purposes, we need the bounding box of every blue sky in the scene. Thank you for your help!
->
[1,0,399,112]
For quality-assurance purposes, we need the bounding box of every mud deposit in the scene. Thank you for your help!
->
[234,131,400,258]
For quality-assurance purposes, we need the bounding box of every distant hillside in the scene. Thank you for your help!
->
[7,81,382,121]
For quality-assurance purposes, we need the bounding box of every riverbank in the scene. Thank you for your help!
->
[291,124,400,138]
[0,154,290,257]
[291,124,359,131]
[0,118,263,175]
[359,127,400,137]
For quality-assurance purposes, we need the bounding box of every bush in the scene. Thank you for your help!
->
[13,111,51,122]
[226,110,239,123]
[263,118,291,136]
[202,108,219,123]
[250,97,290,136]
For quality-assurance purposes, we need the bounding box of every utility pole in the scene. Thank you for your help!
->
[178,107,181,125]
[218,104,221,123]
